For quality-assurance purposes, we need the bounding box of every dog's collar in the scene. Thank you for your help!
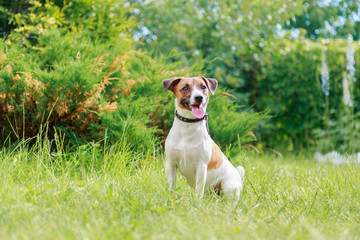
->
[175,110,206,122]
[175,110,210,134]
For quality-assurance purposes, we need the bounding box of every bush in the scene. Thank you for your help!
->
[1,0,135,46]
[255,37,360,152]
[133,0,360,153]
[0,28,264,154]
[134,0,304,106]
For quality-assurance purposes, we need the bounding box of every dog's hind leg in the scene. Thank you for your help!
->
[221,180,241,199]
[222,167,245,199]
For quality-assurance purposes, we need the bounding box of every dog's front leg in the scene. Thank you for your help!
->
[195,164,207,196]
[166,158,177,191]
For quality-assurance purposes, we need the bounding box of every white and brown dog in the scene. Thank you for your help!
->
[163,76,245,198]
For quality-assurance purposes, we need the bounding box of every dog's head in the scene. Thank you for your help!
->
[163,76,218,119]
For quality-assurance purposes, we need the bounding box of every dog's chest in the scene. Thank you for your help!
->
[165,122,212,184]
[166,131,211,161]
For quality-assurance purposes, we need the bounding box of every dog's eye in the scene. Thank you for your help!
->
[182,86,189,91]
[201,85,207,89]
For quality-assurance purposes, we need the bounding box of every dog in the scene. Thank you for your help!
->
[163,76,245,198]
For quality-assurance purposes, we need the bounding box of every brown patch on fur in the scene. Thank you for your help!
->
[200,76,218,95]
[194,77,210,99]
[207,141,223,170]
[163,77,182,92]
[173,78,193,110]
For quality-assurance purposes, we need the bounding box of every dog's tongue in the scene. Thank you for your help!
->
[190,104,205,119]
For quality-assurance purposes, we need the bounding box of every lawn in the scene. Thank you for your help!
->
[0,140,359,240]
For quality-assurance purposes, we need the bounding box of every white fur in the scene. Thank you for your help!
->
[165,89,245,198]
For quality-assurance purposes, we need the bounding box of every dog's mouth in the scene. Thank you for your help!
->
[190,103,206,119]
[181,100,191,111]
[180,99,206,119]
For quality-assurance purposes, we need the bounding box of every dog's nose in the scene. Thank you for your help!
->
[195,95,203,103]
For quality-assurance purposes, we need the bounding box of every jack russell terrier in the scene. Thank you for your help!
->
[163,76,245,198]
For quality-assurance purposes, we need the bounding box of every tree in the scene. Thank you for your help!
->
[287,0,360,40]
[134,0,304,104]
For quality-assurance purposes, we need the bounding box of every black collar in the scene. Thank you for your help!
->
[175,110,210,134]
[175,110,206,122]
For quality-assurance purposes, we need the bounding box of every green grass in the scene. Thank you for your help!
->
[0,139,359,239]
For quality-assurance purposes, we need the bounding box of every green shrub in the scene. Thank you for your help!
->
[1,0,135,47]
[0,29,264,154]
[133,0,360,152]
[255,37,360,152]
[135,0,304,106]
[0,0,266,155]
[207,93,266,149]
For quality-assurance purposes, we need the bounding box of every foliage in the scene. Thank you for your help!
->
[287,0,360,40]
[1,139,360,239]
[0,0,30,37]
[0,27,263,152]
[135,0,304,105]
[62,0,136,44]
[0,0,135,46]
[207,93,266,150]
[0,30,154,150]
[255,37,360,152]
[3,0,360,153]
[134,0,360,152]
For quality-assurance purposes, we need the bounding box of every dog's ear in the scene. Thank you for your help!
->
[201,76,218,95]
[163,77,182,92]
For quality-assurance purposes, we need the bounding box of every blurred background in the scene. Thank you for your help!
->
[0,0,359,155]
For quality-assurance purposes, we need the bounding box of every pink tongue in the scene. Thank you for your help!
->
[190,104,205,119]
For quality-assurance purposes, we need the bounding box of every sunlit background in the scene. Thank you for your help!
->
[0,2,360,239]
[0,0,360,155]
